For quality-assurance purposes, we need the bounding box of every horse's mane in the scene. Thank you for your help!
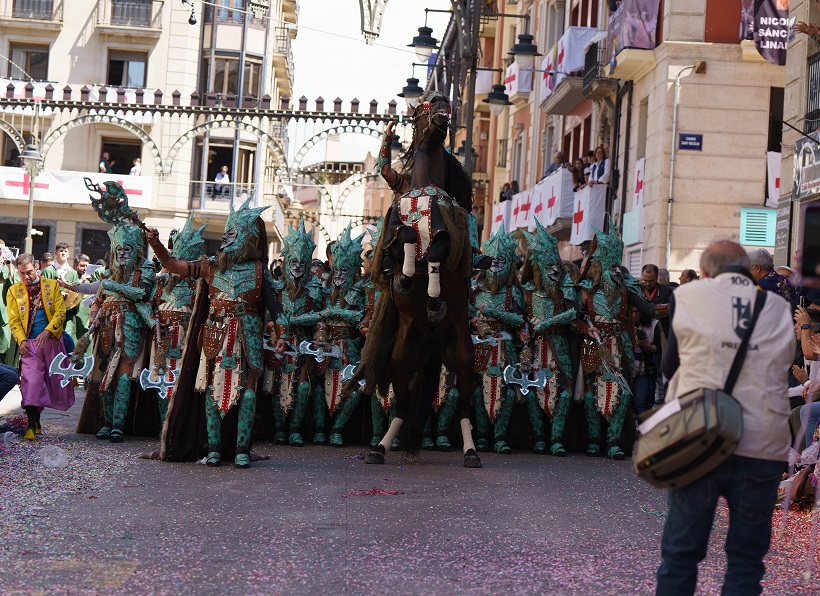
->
[399,140,473,212]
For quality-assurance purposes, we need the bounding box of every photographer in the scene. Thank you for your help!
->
[632,309,660,419]
[655,240,794,595]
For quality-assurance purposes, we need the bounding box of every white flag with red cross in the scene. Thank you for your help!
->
[491,200,512,234]
[766,151,781,209]
[532,168,574,230]
[539,48,556,100]
[570,185,607,245]
[513,188,534,229]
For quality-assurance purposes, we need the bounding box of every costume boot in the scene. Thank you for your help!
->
[235,389,256,468]
[549,389,571,457]
[330,392,361,447]
[24,406,38,440]
[525,394,547,454]
[473,385,491,452]
[289,381,311,446]
[205,390,222,466]
[157,395,169,428]
[272,400,287,444]
[97,385,115,439]
[110,373,131,443]
[605,390,630,460]
[493,387,515,454]
[370,394,388,447]
[312,384,327,444]
[421,415,434,450]
[436,388,459,450]
[583,387,601,456]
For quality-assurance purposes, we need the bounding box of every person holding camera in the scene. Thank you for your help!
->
[655,240,794,595]
[632,309,660,419]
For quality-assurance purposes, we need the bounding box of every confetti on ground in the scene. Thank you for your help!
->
[341,487,405,498]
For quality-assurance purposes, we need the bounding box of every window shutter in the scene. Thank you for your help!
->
[739,208,776,246]
[626,248,642,277]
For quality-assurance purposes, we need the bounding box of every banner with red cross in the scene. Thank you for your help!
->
[570,185,606,245]
[531,168,574,230]
[491,199,512,235]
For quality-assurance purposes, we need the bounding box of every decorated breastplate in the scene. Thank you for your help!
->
[282,289,309,317]
[159,275,196,311]
[211,261,259,299]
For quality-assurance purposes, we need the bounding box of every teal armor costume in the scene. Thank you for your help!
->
[269,218,322,446]
[148,198,281,468]
[577,219,654,460]
[470,223,525,454]
[146,213,207,423]
[421,367,460,450]
[311,225,366,447]
[90,223,156,442]
[520,220,579,456]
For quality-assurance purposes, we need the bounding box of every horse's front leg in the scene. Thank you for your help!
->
[366,331,410,465]
[445,328,482,469]
[425,233,450,322]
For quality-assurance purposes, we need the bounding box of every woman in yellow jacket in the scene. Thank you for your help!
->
[7,253,75,439]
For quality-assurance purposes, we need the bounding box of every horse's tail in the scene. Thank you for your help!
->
[399,354,441,455]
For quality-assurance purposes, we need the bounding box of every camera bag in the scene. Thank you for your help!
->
[633,290,766,490]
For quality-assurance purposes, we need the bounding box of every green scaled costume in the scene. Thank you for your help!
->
[268,218,322,446]
[149,197,281,468]
[145,213,207,423]
[0,262,20,364]
[311,224,366,447]
[577,217,655,460]
[421,366,459,450]
[88,223,156,442]
[470,222,525,454]
[520,220,580,456]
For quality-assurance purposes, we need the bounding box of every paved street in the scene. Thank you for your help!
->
[1,390,818,595]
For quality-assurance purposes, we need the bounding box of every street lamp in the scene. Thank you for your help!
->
[482,84,513,116]
[408,25,438,63]
[508,33,541,71]
[20,108,43,255]
[397,77,424,110]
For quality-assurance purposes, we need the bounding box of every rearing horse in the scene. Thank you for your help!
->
[355,92,481,468]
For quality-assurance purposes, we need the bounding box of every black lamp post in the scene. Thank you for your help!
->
[397,77,425,110]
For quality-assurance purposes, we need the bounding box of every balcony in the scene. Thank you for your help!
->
[272,27,295,95]
[806,50,820,134]
[203,1,265,29]
[0,0,63,31]
[282,0,298,27]
[96,0,163,40]
[582,42,617,100]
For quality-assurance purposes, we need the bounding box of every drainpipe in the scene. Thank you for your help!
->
[666,65,696,268]
[617,81,633,225]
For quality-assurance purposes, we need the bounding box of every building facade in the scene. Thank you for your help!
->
[0,0,298,261]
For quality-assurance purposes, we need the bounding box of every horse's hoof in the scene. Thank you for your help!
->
[421,437,435,450]
[463,449,483,468]
[550,443,567,457]
[427,299,447,322]
[533,441,547,455]
[365,444,385,465]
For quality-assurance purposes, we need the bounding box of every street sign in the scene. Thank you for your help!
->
[678,133,703,151]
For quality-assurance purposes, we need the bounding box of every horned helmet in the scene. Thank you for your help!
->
[481,221,517,281]
[169,212,208,261]
[584,215,625,286]
[330,224,365,289]
[108,223,144,271]
[220,195,269,253]
[521,219,563,286]
[281,217,316,281]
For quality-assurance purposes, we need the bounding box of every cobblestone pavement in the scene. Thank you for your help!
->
[1,390,818,595]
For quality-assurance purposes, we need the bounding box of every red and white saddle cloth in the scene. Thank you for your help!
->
[390,186,451,260]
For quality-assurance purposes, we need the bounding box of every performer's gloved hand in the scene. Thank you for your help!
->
[145,227,160,243]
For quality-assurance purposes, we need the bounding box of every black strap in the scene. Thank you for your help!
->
[724,290,767,395]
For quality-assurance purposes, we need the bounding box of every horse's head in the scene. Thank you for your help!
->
[412,92,451,147]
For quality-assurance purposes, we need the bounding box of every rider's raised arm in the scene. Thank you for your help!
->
[376,122,409,195]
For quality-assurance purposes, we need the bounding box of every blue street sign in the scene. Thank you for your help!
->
[678,133,703,151]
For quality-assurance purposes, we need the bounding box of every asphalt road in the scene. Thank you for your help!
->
[1,389,814,595]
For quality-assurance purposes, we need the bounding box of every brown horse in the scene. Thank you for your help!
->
[359,92,481,468]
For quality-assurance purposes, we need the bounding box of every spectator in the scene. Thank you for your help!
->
[543,151,567,177]
[588,146,611,186]
[678,269,699,284]
[509,180,520,197]
[658,268,678,289]
[99,152,113,173]
[42,242,76,282]
[0,362,17,404]
[214,165,230,195]
[499,182,511,202]
[656,240,794,595]
[583,151,595,179]
[642,263,672,405]
[129,158,141,176]
[631,308,660,419]
[749,248,796,305]
[40,252,54,271]
[75,254,91,281]
[571,158,587,191]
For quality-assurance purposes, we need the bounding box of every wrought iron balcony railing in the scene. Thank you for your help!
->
[4,0,62,21]
[97,0,162,29]
[806,50,820,134]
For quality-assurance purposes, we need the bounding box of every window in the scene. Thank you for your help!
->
[740,208,776,247]
[111,0,152,27]
[81,229,111,265]
[637,97,649,159]
[101,139,142,176]
[9,43,48,81]
[218,0,245,24]
[0,222,51,260]
[12,0,54,20]
[107,52,147,88]
[202,54,263,98]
